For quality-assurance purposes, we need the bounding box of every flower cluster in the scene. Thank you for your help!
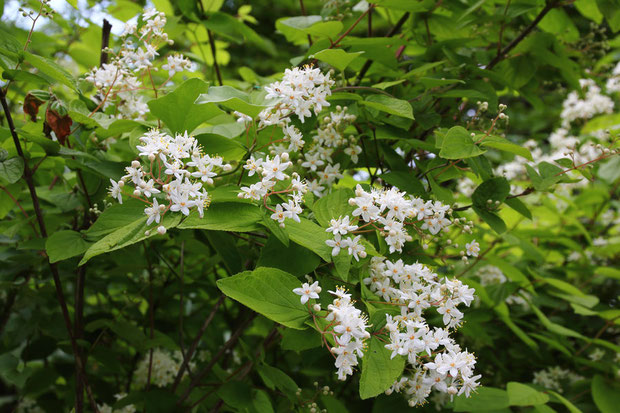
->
[259,65,334,126]
[324,185,455,259]
[239,152,308,227]
[293,282,370,381]
[532,366,583,393]
[85,8,194,119]
[360,256,480,405]
[109,130,231,233]
[606,61,620,93]
[560,79,614,127]
[134,348,191,388]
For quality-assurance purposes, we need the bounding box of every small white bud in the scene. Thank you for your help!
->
[359,250,367,258]
[313,304,321,312]
[133,189,141,196]
[131,160,140,168]
[157,226,166,235]
[223,164,232,171]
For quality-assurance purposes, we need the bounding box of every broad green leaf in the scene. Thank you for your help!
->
[453,387,510,412]
[313,49,364,72]
[0,157,24,184]
[195,86,268,118]
[276,16,343,44]
[257,235,321,277]
[505,197,532,220]
[575,0,603,23]
[148,78,222,134]
[547,390,582,413]
[46,230,92,263]
[194,133,246,160]
[256,364,297,399]
[202,12,276,56]
[359,336,405,399]
[507,382,549,406]
[312,188,355,227]
[360,95,414,119]
[80,213,181,265]
[380,171,426,196]
[216,267,309,329]
[473,206,507,234]
[472,177,510,207]
[591,375,620,413]
[439,126,486,159]
[285,218,332,261]
[581,113,620,134]
[25,52,79,92]
[481,136,533,161]
[205,231,242,274]
[280,328,321,352]
[177,202,262,232]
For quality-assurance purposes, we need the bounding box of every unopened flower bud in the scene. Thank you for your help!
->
[313,304,321,312]
[131,160,140,168]
[157,225,166,235]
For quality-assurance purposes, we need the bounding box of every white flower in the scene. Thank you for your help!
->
[270,204,286,224]
[144,198,162,225]
[326,234,344,256]
[293,281,321,304]
[465,240,480,257]
[108,179,124,204]
[326,215,358,236]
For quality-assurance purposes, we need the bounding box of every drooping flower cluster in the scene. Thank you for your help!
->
[109,130,231,232]
[239,152,308,227]
[259,65,334,126]
[606,61,620,93]
[324,185,455,259]
[85,8,194,119]
[293,282,370,381]
[560,79,614,127]
[532,366,584,393]
[134,348,192,388]
[361,257,479,405]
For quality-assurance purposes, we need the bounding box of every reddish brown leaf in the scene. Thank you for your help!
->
[23,93,45,122]
[45,107,73,145]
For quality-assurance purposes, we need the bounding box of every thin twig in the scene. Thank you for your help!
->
[487,1,558,69]
[171,294,227,391]
[207,30,223,86]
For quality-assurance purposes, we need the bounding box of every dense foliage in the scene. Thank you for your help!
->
[1,0,619,412]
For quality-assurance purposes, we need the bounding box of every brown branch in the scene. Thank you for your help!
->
[207,30,223,86]
[355,12,410,84]
[330,4,375,50]
[0,88,99,413]
[171,294,226,391]
[176,313,257,406]
[100,19,112,65]
[487,1,558,69]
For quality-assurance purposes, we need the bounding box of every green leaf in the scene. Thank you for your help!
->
[526,162,562,191]
[507,382,549,406]
[0,157,24,184]
[280,328,321,351]
[284,218,332,262]
[547,390,582,413]
[313,49,364,72]
[194,133,247,160]
[505,197,532,219]
[360,95,414,119]
[45,230,92,263]
[25,52,79,92]
[177,202,262,232]
[453,387,510,411]
[473,206,507,234]
[439,126,486,159]
[202,12,276,56]
[257,236,321,277]
[205,231,242,274]
[358,337,405,399]
[148,78,222,134]
[256,364,298,398]
[592,375,620,413]
[581,113,620,134]
[195,85,268,118]
[312,188,355,227]
[216,267,309,329]
[276,16,343,44]
[481,136,533,161]
[472,177,510,208]
[380,171,426,196]
[80,213,181,265]
[575,0,603,23]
